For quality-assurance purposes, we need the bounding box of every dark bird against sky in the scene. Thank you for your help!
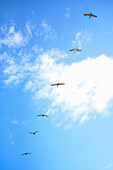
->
[84,12,97,19]
[69,48,82,52]
[29,131,39,135]
[21,153,31,156]
[51,83,65,87]
[37,114,48,117]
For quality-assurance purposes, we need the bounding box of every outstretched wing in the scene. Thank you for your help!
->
[21,153,25,156]
[37,114,42,117]
[44,115,48,117]
[84,13,90,16]
[69,48,81,52]
[91,14,97,17]
[76,49,82,51]
[37,114,48,117]
[35,131,39,133]
[29,132,33,134]
[58,83,65,85]
[51,84,57,86]
[69,49,75,51]
[21,153,31,156]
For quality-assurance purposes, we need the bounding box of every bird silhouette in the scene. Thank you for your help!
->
[29,131,39,135]
[69,48,82,52]
[37,114,48,117]
[84,12,97,19]
[51,83,65,87]
[21,153,31,156]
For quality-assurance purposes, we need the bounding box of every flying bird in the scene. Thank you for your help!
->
[69,48,82,52]
[21,153,31,156]
[37,114,48,117]
[29,131,39,135]
[84,12,97,19]
[51,83,65,87]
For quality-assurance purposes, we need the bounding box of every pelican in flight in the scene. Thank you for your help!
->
[84,12,97,19]
[29,131,39,135]
[37,114,48,117]
[69,48,82,52]
[21,153,31,156]
[51,83,65,87]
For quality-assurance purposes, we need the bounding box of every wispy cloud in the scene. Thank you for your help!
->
[11,119,25,125]
[26,21,33,38]
[65,8,70,18]
[0,52,8,61]
[9,134,13,139]
[72,30,91,49]
[107,163,113,169]
[79,114,90,125]
[9,134,14,145]
[40,19,56,40]
[2,46,113,127]
[32,45,43,54]
[3,118,25,126]
[1,21,113,127]
[0,19,56,49]
[10,142,14,145]
[0,19,56,52]
[0,25,28,48]
[11,119,19,125]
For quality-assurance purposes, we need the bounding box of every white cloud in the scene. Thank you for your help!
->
[0,52,8,61]
[4,73,25,85]
[107,163,113,169]
[65,12,70,18]
[64,123,74,130]
[79,115,90,125]
[0,25,28,48]
[10,119,25,125]
[10,142,14,145]
[32,45,43,54]
[0,20,56,50]
[65,8,70,18]
[66,8,70,11]
[26,22,32,37]
[25,21,35,38]
[11,119,19,125]
[9,134,14,145]
[9,26,14,33]
[40,19,56,40]
[72,30,91,49]
[2,48,113,127]
[9,134,13,138]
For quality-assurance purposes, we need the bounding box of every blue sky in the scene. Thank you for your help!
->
[1,0,113,169]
